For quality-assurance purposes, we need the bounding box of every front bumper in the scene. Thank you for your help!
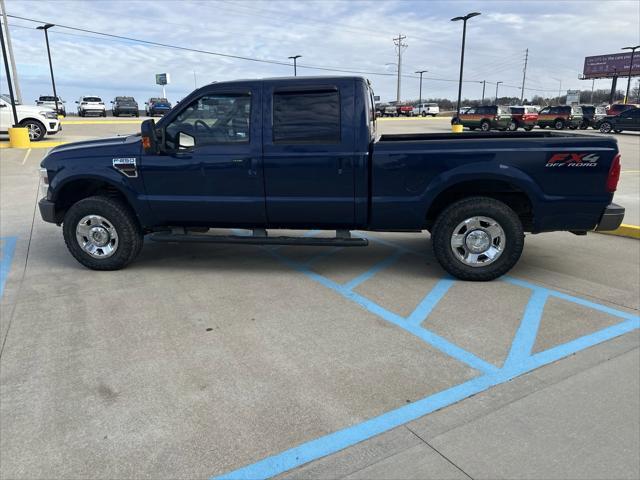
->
[38,198,57,224]
[595,203,625,231]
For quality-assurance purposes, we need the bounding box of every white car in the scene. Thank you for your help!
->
[35,95,66,116]
[76,96,106,117]
[0,95,61,141]
[412,103,440,117]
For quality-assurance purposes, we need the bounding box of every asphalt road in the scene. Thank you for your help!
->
[0,117,638,479]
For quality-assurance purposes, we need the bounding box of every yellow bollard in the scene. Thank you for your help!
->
[8,127,30,148]
[451,124,464,133]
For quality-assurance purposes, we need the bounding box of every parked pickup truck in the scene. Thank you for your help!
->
[38,76,624,281]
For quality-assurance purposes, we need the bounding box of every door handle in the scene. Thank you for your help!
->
[236,158,258,176]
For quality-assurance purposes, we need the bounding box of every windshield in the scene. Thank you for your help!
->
[0,94,21,105]
[83,97,102,102]
[39,96,58,102]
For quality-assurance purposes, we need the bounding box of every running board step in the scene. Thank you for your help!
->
[148,233,368,247]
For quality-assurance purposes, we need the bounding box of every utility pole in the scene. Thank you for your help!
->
[590,78,595,104]
[520,48,528,103]
[193,71,197,90]
[393,34,407,102]
[481,80,486,104]
[495,81,503,103]
[415,70,427,113]
[0,0,22,103]
[622,45,639,103]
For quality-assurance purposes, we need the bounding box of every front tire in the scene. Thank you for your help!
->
[19,119,46,141]
[63,196,143,271]
[599,122,612,133]
[431,197,525,281]
[480,120,491,132]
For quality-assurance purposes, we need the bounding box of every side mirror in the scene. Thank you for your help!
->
[110,101,114,104]
[141,119,159,154]
[75,101,79,104]
[178,131,195,150]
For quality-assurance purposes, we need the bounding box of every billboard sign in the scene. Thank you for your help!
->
[155,73,170,85]
[583,53,640,79]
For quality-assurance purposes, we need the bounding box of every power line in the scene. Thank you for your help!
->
[6,13,488,87]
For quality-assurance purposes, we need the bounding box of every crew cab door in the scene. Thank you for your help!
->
[140,87,266,225]
[619,107,640,130]
[262,81,356,227]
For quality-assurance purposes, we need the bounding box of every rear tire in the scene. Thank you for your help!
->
[431,197,525,281]
[421,111,427,117]
[63,196,143,271]
[507,121,517,131]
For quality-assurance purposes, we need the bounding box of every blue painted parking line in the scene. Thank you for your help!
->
[0,237,18,298]
[214,232,640,480]
[342,250,404,290]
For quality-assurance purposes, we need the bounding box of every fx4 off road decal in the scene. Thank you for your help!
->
[112,157,138,178]
[545,153,600,168]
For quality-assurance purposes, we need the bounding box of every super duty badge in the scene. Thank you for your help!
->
[112,157,138,178]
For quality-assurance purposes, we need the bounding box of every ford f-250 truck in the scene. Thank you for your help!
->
[38,76,624,281]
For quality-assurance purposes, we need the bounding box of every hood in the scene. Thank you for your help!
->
[18,104,54,115]
[49,136,132,155]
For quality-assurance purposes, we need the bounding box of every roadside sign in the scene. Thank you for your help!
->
[155,73,170,85]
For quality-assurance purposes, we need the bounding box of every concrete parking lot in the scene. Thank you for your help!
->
[0,117,638,479]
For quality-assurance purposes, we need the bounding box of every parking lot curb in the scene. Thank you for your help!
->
[598,224,640,239]
[60,120,143,125]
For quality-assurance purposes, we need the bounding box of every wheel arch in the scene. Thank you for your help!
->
[425,178,535,232]
[51,177,140,226]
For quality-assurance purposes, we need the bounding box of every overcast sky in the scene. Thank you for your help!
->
[2,0,639,107]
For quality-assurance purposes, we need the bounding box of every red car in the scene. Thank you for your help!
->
[509,106,539,131]
[606,103,640,115]
[397,104,414,117]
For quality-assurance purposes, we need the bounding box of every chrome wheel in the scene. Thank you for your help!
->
[450,216,505,267]
[600,122,612,133]
[23,122,44,140]
[75,215,119,258]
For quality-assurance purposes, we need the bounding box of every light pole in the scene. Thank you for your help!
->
[622,45,639,104]
[36,23,60,116]
[415,70,427,114]
[0,16,18,126]
[495,81,503,103]
[451,12,481,127]
[288,55,301,76]
[480,80,486,105]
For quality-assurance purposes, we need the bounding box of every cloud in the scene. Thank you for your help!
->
[2,0,639,105]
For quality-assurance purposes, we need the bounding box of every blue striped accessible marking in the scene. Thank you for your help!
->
[0,237,17,298]
[213,232,639,480]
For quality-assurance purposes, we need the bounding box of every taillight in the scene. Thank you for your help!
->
[606,154,621,193]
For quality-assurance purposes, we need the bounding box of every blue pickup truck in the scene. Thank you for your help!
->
[38,76,624,281]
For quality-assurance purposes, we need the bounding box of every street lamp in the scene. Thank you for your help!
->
[415,70,427,115]
[451,11,481,128]
[288,55,301,76]
[622,45,639,104]
[495,81,503,103]
[36,23,60,116]
[480,80,486,105]
[0,16,19,126]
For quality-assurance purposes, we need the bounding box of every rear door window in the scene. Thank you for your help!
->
[273,88,341,143]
